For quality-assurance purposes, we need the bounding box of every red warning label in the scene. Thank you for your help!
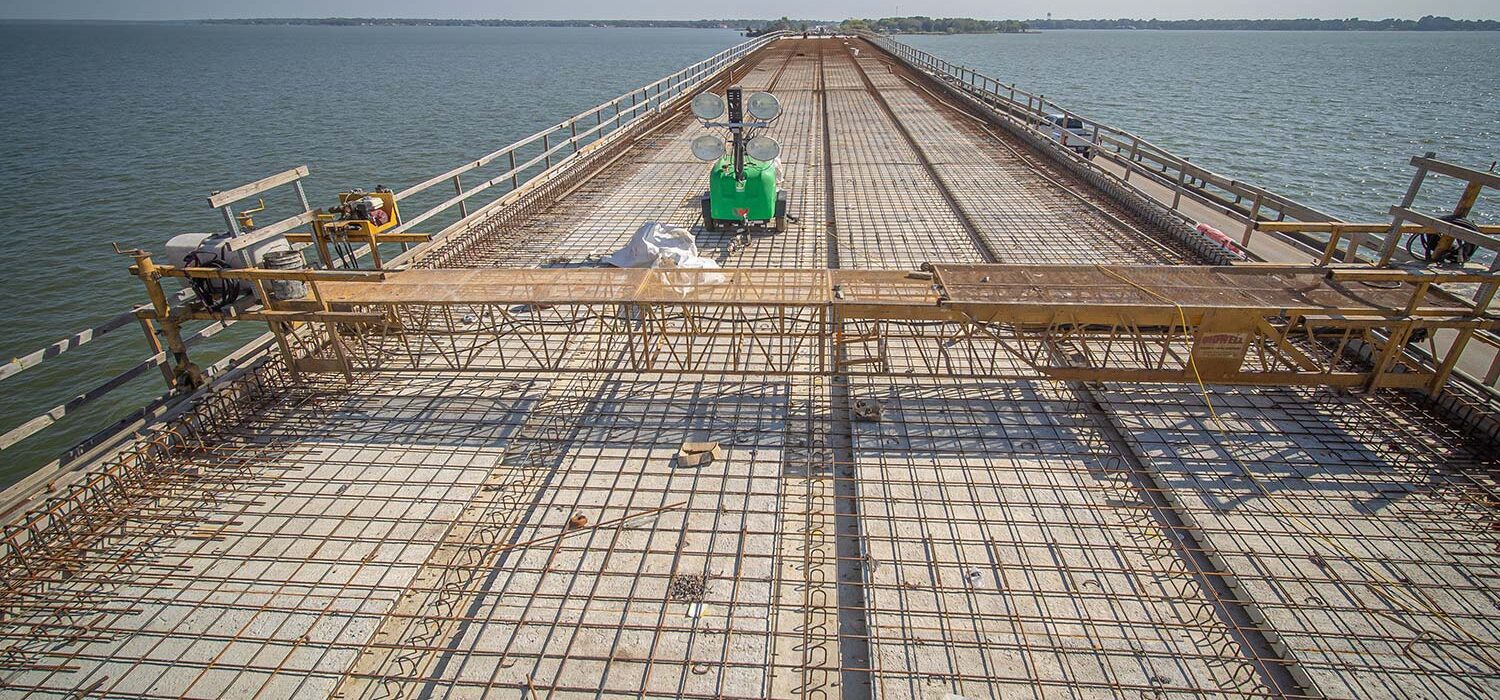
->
[1194,332,1249,360]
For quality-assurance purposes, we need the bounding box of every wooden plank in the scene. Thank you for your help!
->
[207,165,309,209]
[1,310,137,383]
[165,264,385,283]
[1410,155,1500,190]
[223,210,318,253]
[1330,267,1500,284]
[1258,221,1500,235]
[0,353,166,451]
[285,232,431,244]
[179,310,388,324]
[1389,206,1500,252]
[293,265,1487,323]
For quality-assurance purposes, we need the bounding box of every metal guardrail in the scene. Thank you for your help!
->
[219,33,783,259]
[858,32,1342,248]
[861,31,1500,402]
[388,33,785,270]
[864,33,1499,260]
[0,31,784,466]
[385,33,783,245]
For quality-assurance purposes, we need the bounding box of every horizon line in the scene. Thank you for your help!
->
[4,15,1499,23]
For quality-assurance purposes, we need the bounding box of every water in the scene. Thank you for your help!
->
[904,30,1499,222]
[0,23,743,484]
[0,26,1495,485]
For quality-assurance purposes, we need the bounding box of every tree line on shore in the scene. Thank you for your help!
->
[838,17,1028,34]
[202,18,766,28]
[840,15,1497,33]
[201,16,1499,33]
[1024,16,1497,31]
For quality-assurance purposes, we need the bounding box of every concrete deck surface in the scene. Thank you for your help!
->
[1,37,1496,700]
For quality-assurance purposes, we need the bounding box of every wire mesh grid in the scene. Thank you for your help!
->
[1,36,1497,700]
[1098,384,1500,698]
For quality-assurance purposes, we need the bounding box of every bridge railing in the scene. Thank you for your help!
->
[857,32,1342,250]
[384,31,783,261]
[0,31,784,479]
[860,30,1500,406]
[216,33,784,264]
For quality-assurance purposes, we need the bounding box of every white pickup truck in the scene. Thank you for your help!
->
[1045,113,1095,159]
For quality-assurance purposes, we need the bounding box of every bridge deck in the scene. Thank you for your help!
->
[2,37,1497,700]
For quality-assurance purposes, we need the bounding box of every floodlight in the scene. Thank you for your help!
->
[745,92,781,120]
[691,134,726,161]
[691,93,725,120]
[745,135,781,162]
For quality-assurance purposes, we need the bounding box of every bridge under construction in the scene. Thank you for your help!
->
[1,34,1497,699]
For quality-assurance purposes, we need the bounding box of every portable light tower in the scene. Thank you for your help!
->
[690,86,788,232]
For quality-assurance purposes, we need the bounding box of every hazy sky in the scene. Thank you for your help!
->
[1,1,1494,21]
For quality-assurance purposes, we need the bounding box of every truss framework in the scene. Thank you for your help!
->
[142,263,1499,393]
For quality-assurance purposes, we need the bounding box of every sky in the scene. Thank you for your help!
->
[0,1,1494,21]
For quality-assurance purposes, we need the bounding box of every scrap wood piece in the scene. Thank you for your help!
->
[676,440,722,467]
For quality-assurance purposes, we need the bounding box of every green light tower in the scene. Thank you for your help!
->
[690,86,789,232]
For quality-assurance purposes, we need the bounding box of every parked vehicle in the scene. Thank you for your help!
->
[1045,113,1095,159]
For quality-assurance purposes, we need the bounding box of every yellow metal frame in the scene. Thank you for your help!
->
[127,260,1500,395]
[304,190,410,270]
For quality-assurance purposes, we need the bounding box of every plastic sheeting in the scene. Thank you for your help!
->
[602,221,720,269]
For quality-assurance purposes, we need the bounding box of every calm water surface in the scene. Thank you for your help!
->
[905,30,1499,220]
[1,26,1496,483]
[0,23,742,482]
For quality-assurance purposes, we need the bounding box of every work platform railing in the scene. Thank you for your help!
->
[858,32,1336,243]
[215,32,785,270]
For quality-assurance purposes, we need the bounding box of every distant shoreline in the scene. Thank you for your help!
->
[207,17,1498,32]
[3,17,1495,32]
[197,18,766,29]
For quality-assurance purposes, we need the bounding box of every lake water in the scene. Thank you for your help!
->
[904,30,1499,221]
[0,25,1496,484]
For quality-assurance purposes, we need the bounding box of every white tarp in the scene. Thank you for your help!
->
[602,221,720,269]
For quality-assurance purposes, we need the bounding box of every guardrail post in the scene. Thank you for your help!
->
[1483,348,1500,387]
[1430,327,1476,395]
[1318,225,1344,265]
[543,133,552,169]
[1343,231,1366,262]
[509,152,518,190]
[453,175,467,218]
[293,180,311,213]
[1378,152,1433,266]
[136,316,174,388]
[1241,193,1263,245]
[1172,166,1187,210]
